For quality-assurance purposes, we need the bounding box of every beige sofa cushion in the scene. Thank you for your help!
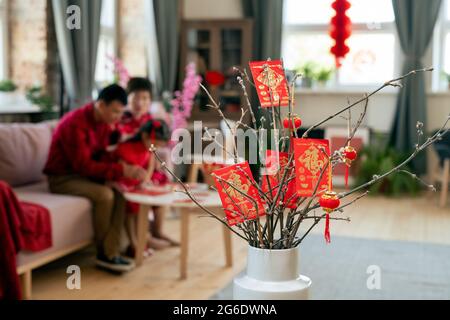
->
[14,181,94,267]
[0,122,54,187]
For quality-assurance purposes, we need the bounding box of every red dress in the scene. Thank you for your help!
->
[116,111,153,137]
[114,141,168,214]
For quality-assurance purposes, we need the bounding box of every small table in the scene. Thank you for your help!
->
[124,187,232,279]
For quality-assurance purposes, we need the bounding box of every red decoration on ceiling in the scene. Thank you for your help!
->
[329,0,352,68]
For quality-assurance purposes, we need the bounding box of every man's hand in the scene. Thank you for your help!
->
[123,164,147,181]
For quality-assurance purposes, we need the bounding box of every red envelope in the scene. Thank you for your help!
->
[294,138,331,197]
[261,150,299,209]
[213,162,266,226]
[249,60,289,108]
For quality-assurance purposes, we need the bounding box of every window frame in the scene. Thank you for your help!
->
[282,2,401,90]
[95,0,119,86]
[432,0,450,91]
[0,0,9,80]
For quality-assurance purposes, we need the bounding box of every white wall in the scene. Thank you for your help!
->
[292,91,449,133]
[183,0,243,19]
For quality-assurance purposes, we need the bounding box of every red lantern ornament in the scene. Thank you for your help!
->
[282,116,302,129]
[343,145,357,162]
[205,70,225,86]
[343,145,357,188]
[319,190,341,243]
[329,0,352,68]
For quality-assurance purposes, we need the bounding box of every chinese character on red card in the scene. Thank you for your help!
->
[249,60,289,108]
[212,162,266,226]
[261,150,299,209]
[294,138,331,197]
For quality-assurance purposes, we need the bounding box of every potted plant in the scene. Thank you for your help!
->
[442,71,450,90]
[296,62,317,88]
[0,79,19,106]
[26,85,57,120]
[149,65,448,300]
[315,67,334,88]
[356,135,422,196]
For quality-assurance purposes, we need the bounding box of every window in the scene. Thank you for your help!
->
[0,0,8,80]
[434,0,450,90]
[95,0,118,86]
[282,0,398,88]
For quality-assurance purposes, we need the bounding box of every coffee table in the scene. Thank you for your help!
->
[124,187,232,279]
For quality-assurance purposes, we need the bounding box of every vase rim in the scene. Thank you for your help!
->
[247,244,299,252]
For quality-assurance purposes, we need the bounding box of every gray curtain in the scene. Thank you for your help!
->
[389,0,441,174]
[52,0,102,109]
[150,0,180,95]
[242,0,284,128]
[242,0,284,61]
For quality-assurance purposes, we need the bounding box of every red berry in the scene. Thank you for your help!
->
[294,118,302,128]
[283,118,290,129]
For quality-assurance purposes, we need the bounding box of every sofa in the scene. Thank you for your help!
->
[0,121,94,299]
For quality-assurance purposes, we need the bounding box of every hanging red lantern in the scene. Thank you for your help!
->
[343,145,357,163]
[283,116,302,129]
[329,0,352,67]
[319,190,341,212]
[319,190,341,243]
[343,145,357,188]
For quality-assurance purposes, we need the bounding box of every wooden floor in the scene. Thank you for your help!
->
[31,193,450,300]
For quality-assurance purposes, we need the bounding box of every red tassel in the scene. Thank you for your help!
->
[345,165,349,188]
[325,212,331,243]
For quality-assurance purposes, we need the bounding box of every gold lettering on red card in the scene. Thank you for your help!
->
[294,138,330,197]
[249,60,289,108]
[213,162,266,226]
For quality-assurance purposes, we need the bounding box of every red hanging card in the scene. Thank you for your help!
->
[294,138,331,197]
[212,162,266,226]
[249,60,289,108]
[261,150,299,209]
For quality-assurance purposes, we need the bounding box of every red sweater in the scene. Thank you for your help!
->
[116,111,153,136]
[114,141,150,189]
[44,103,123,181]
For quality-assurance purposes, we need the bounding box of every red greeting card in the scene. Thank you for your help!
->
[249,60,289,108]
[294,138,331,197]
[261,150,299,209]
[212,162,266,226]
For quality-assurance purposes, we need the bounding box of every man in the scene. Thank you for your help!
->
[44,84,147,272]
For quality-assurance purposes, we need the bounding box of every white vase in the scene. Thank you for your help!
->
[233,245,311,300]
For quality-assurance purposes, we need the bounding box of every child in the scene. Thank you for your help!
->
[113,77,154,143]
[113,119,178,258]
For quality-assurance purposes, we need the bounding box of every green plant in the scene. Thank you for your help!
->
[0,80,17,92]
[26,86,54,112]
[355,136,421,196]
[442,71,450,84]
[296,61,318,79]
[315,67,334,83]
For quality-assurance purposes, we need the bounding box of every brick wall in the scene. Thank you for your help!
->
[6,0,149,95]
[8,0,50,92]
[118,0,148,77]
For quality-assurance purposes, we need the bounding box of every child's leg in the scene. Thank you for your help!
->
[151,206,180,246]
[126,214,138,251]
